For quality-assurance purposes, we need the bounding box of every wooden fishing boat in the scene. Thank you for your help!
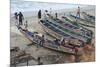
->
[61,16,93,35]
[40,19,88,46]
[82,12,95,22]
[62,15,95,28]
[42,14,92,43]
[17,27,80,55]
[69,14,95,28]
[46,14,92,41]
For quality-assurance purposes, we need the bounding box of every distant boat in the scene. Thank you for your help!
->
[82,12,95,22]
[69,14,95,28]
[82,12,95,21]
[18,27,79,55]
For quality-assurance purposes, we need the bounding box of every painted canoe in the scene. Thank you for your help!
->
[82,12,95,22]
[39,19,87,46]
[46,14,92,41]
[61,16,93,36]
[69,14,95,28]
[17,27,79,55]
[42,14,92,43]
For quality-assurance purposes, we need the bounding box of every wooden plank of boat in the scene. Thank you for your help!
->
[69,14,95,28]
[18,27,76,55]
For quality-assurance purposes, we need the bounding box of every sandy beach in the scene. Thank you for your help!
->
[10,5,95,66]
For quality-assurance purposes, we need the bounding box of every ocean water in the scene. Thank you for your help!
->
[11,0,87,13]
[11,0,94,17]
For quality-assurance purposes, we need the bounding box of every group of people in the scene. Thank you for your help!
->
[14,12,24,25]
[33,29,79,54]
[38,9,58,22]
[34,33,66,50]
[54,37,79,54]
[54,38,66,46]
[14,12,28,30]
[33,31,66,49]
[38,6,80,22]
[32,32,45,48]
[14,6,80,29]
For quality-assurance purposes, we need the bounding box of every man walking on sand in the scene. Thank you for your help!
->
[76,6,80,21]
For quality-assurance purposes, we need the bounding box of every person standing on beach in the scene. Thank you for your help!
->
[24,20,28,30]
[54,39,60,46]
[38,10,41,22]
[14,12,18,20]
[18,12,24,26]
[39,35,45,47]
[60,38,66,46]
[44,10,48,20]
[55,12,58,19]
[50,8,52,15]
[14,12,18,25]
[76,6,80,21]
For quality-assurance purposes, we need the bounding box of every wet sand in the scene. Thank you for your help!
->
[10,6,95,66]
